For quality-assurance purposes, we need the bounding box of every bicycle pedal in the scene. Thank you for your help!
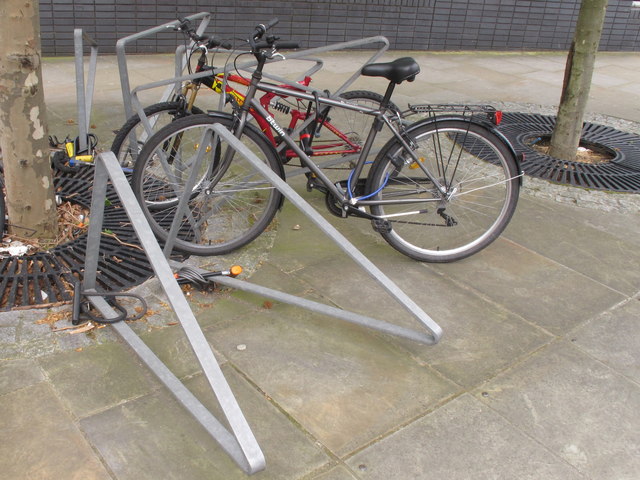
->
[306,174,327,193]
[371,218,392,234]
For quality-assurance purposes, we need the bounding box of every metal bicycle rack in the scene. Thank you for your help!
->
[83,151,266,473]
[116,12,213,121]
[73,28,98,154]
[118,11,390,176]
[68,17,441,474]
[80,141,442,473]
[160,123,442,346]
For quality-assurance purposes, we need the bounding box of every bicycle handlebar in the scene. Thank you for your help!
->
[175,16,232,50]
[176,15,296,58]
[249,18,301,56]
[254,40,300,50]
[252,18,279,40]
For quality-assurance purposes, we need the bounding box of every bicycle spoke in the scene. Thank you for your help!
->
[368,120,519,262]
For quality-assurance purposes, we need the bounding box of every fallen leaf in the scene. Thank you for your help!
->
[69,323,95,334]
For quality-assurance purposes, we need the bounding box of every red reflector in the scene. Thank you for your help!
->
[494,110,503,125]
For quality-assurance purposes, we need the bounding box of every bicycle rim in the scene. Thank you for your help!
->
[368,120,519,262]
[111,102,203,169]
[133,115,282,256]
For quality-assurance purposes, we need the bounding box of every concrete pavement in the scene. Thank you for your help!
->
[1,48,640,479]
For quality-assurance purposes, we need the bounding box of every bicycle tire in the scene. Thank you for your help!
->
[131,113,283,256]
[111,102,204,168]
[366,119,520,262]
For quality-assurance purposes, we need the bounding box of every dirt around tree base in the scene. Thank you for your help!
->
[527,135,614,165]
[1,200,89,257]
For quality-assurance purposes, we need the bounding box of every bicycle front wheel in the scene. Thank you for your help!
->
[367,119,520,262]
[111,102,204,169]
[131,114,283,256]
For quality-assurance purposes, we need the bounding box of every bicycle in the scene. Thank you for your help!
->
[131,19,523,263]
[112,17,391,171]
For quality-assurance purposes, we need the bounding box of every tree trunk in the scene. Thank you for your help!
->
[548,0,608,161]
[0,0,58,240]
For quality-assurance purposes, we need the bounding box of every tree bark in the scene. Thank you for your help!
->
[549,0,608,161]
[0,0,58,240]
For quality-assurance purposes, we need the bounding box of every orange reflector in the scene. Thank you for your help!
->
[409,157,425,169]
[193,144,212,153]
[230,265,243,277]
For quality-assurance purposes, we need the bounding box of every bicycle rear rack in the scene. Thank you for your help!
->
[407,104,502,125]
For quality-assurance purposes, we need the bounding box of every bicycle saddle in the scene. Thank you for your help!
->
[361,57,420,84]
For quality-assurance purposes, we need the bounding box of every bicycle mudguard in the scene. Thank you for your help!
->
[203,110,287,184]
[402,115,523,184]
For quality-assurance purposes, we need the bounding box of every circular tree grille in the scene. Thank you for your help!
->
[496,112,640,193]
[1,167,156,311]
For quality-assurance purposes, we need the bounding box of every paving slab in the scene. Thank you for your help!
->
[504,195,640,296]
[137,322,227,380]
[0,357,44,395]
[264,200,379,275]
[570,296,640,384]
[202,304,458,457]
[79,365,331,479]
[427,235,626,336]
[312,465,359,480]
[353,244,554,388]
[38,341,159,418]
[346,394,583,480]
[475,341,640,479]
[0,382,112,480]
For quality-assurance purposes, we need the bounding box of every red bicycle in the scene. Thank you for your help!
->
[111,17,392,170]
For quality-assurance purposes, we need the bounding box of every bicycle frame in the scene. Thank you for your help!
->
[186,69,367,160]
[231,80,448,210]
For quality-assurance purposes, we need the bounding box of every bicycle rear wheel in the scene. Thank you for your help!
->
[111,102,204,169]
[131,114,283,256]
[367,119,520,262]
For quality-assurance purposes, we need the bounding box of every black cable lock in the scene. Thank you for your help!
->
[71,281,148,325]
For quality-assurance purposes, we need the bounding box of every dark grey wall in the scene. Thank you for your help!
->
[40,0,640,56]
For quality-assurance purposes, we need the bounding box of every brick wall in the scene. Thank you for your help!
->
[39,0,640,56]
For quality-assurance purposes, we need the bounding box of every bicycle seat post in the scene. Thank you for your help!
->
[343,59,417,196]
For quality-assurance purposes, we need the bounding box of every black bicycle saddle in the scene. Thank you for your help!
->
[361,57,420,84]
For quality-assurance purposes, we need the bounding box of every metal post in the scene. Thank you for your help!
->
[116,12,211,121]
[83,151,265,474]
[205,124,443,344]
[73,29,98,153]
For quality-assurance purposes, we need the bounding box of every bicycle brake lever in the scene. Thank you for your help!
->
[269,51,286,61]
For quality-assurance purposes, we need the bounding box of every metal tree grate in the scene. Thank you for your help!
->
[0,167,157,311]
[496,112,640,193]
